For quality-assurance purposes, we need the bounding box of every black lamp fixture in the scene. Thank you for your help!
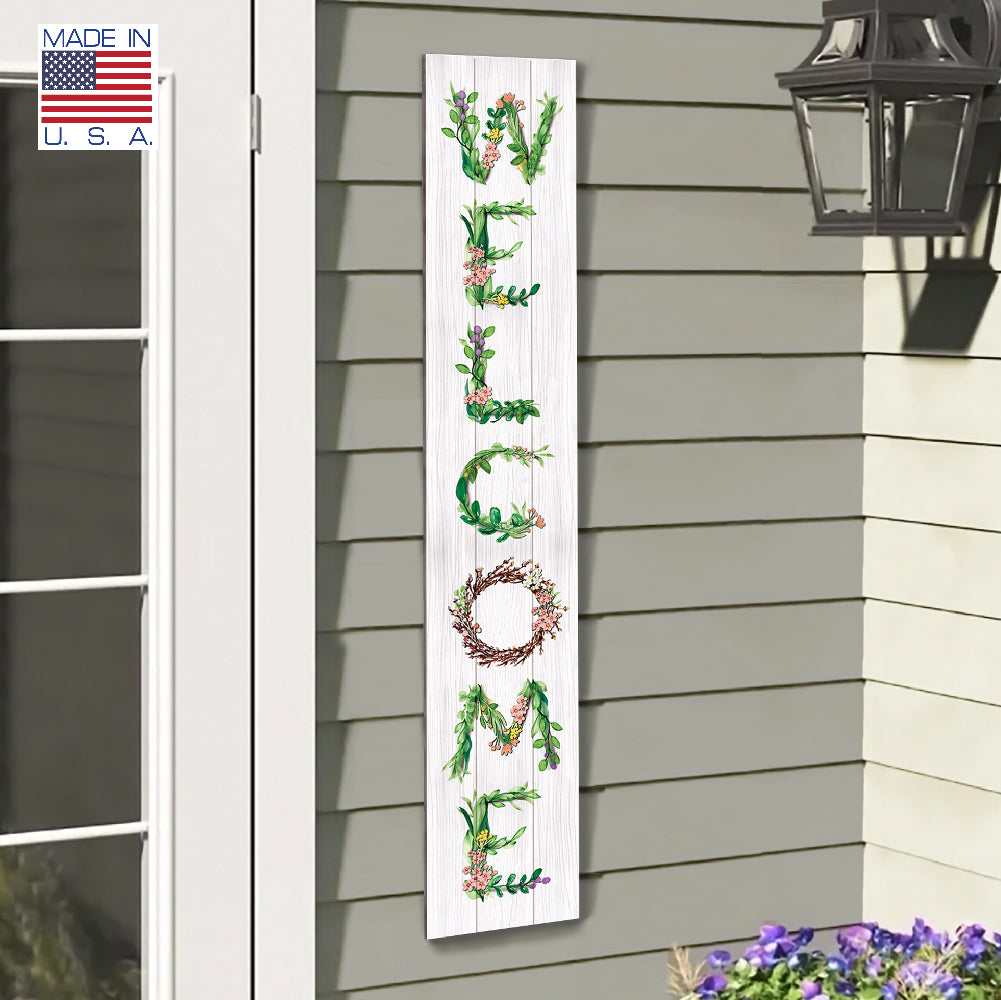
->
[777,0,1001,235]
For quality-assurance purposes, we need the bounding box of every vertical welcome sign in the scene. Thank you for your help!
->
[423,54,578,939]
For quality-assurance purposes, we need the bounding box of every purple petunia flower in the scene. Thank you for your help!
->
[760,924,787,944]
[833,981,856,996]
[706,950,731,969]
[880,984,898,1000]
[801,982,823,999]
[696,973,727,998]
[865,954,882,978]
[795,927,815,947]
[837,924,873,961]
[827,956,850,975]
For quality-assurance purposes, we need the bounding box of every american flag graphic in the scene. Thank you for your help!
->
[40,49,152,124]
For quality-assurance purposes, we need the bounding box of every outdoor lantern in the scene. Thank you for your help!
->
[776,0,1001,235]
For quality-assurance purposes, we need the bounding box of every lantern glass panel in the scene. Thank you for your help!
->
[812,18,868,63]
[887,16,956,61]
[796,95,871,214]
[878,94,972,211]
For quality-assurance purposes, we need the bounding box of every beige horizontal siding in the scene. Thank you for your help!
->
[320,845,862,992]
[865,764,1001,882]
[864,354,1001,445]
[864,272,1001,359]
[319,185,859,273]
[320,520,862,630]
[320,0,820,24]
[321,763,861,900]
[862,229,1001,274]
[864,519,1001,620]
[864,436,1001,532]
[864,845,1001,932]
[320,438,862,541]
[321,96,862,190]
[320,274,863,361]
[864,601,1001,708]
[317,357,862,451]
[320,682,861,810]
[319,601,861,722]
[864,682,1001,796]
[318,6,816,104]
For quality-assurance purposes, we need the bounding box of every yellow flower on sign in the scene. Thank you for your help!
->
[475,830,489,845]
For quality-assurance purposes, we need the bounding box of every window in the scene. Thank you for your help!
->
[0,78,171,999]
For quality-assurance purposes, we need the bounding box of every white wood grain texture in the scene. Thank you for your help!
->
[424,54,578,938]
[470,54,534,934]
[424,53,478,941]
[529,57,579,929]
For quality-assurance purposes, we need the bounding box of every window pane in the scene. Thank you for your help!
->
[0,837,140,999]
[0,86,141,329]
[0,589,139,832]
[0,341,140,580]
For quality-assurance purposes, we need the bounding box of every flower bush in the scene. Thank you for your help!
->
[671,920,1001,1000]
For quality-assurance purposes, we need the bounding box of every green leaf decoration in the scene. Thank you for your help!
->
[539,759,549,771]
[455,363,471,374]
[441,126,456,138]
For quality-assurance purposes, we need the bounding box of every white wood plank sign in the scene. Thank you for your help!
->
[423,53,578,939]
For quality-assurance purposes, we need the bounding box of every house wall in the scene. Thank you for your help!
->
[316,3,866,996]
[861,229,1001,927]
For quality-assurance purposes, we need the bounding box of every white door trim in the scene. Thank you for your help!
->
[252,0,316,996]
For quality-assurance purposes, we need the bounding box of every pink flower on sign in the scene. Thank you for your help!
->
[464,386,493,406]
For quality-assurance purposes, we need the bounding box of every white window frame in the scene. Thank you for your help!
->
[252,0,315,995]
[0,67,175,1000]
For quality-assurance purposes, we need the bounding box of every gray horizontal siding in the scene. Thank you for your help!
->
[320,438,862,541]
[320,0,820,25]
[317,357,863,451]
[317,2,866,991]
[319,601,862,722]
[321,96,861,190]
[319,185,861,273]
[320,763,862,900]
[318,6,816,104]
[320,683,861,811]
[318,274,864,361]
[319,521,863,631]
[319,845,863,992]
